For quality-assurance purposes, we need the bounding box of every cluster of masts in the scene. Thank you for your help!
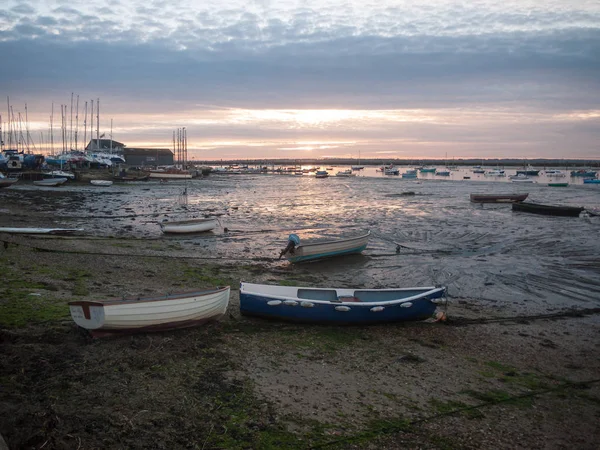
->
[173,127,188,167]
[1,95,106,156]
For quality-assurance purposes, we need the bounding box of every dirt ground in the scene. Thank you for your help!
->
[1,187,600,449]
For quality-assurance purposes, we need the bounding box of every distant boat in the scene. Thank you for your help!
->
[315,170,329,178]
[33,177,68,187]
[239,282,447,324]
[44,170,75,180]
[435,170,451,176]
[68,287,230,337]
[419,167,436,173]
[402,169,418,178]
[112,174,150,182]
[472,169,486,174]
[571,169,597,177]
[90,180,113,186]
[512,202,584,217]
[351,151,364,170]
[516,165,540,176]
[583,179,600,184]
[0,227,84,234]
[470,193,528,203]
[0,173,19,188]
[510,174,534,183]
[335,169,355,177]
[279,231,370,263]
[384,167,400,175]
[148,169,192,179]
[485,169,505,176]
[548,182,569,187]
[160,217,218,234]
[545,170,566,177]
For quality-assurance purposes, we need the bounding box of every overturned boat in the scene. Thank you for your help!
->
[240,282,447,324]
[279,231,370,263]
[69,286,230,337]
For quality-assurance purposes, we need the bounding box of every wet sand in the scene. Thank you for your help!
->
[1,175,599,449]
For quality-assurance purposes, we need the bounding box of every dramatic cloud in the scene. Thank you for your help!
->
[0,0,599,158]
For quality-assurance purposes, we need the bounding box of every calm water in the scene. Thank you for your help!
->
[6,165,600,315]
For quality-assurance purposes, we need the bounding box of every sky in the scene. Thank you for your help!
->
[1,0,599,160]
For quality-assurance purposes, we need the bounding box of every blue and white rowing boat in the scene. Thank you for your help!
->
[279,231,370,263]
[240,282,447,324]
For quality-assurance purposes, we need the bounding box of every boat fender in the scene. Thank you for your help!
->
[431,298,447,305]
[283,300,298,306]
[267,300,282,306]
[335,306,351,312]
[400,302,413,308]
[300,301,315,308]
[370,306,385,312]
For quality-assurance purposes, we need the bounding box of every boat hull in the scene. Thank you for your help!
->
[470,193,528,203]
[284,231,370,263]
[160,218,218,234]
[90,180,113,186]
[583,179,600,184]
[33,177,68,186]
[512,202,584,217]
[0,179,18,188]
[69,287,230,337]
[240,283,446,324]
[148,171,192,179]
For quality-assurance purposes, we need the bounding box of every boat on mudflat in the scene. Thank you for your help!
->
[112,174,150,182]
[33,177,68,187]
[470,193,528,203]
[583,179,600,184]
[279,231,370,263]
[240,282,447,324]
[148,169,192,179]
[90,180,113,186]
[512,202,584,217]
[0,174,19,188]
[548,182,569,187]
[69,286,230,337]
[160,217,218,234]
[571,170,597,177]
[0,227,84,235]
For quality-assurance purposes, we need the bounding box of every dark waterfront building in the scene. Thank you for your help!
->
[123,148,173,166]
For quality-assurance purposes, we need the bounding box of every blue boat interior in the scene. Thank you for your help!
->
[297,288,430,303]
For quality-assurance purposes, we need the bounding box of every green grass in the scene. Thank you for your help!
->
[0,290,69,327]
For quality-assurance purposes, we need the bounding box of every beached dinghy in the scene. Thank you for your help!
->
[0,173,19,188]
[69,286,230,337]
[90,180,113,186]
[512,202,584,217]
[159,217,218,234]
[240,282,446,324]
[279,231,370,263]
[33,177,68,187]
[470,193,528,203]
[0,227,84,234]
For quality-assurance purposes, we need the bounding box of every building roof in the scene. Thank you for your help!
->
[86,139,125,151]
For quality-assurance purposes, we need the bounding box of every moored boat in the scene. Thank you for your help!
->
[583,179,600,184]
[112,174,150,182]
[435,170,451,176]
[512,202,584,217]
[279,231,370,263]
[384,167,400,175]
[516,165,540,176]
[470,193,528,203]
[0,227,84,234]
[0,173,19,188]
[160,217,218,234]
[69,286,230,337]
[571,169,597,177]
[548,182,569,187]
[33,177,68,187]
[90,180,113,186]
[148,169,192,179]
[315,170,329,178]
[240,282,447,324]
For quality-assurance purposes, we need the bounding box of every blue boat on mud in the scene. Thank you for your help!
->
[583,179,600,184]
[279,231,370,263]
[240,283,447,324]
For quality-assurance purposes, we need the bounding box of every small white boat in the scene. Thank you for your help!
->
[148,169,192,179]
[45,170,75,180]
[335,170,355,177]
[0,227,84,234]
[545,170,566,177]
[33,177,68,186]
[279,231,370,263]
[160,217,218,234]
[510,174,535,183]
[90,180,113,186]
[69,287,230,337]
[384,167,400,175]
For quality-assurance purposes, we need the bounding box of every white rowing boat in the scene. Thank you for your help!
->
[69,287,230,337]
[279,231,370,263]
[159,217,218,234]
[33,177,68,186]
[90,180,113,186]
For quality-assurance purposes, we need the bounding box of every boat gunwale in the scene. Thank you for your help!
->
[240,283,444,307]
[293,231,371,251]
[69,286,230,307]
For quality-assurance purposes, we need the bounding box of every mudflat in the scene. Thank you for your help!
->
[1,179,599,449]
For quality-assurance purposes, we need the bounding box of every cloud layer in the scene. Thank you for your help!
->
[1,1,599,158]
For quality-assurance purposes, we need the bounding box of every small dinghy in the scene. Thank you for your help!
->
[90,180,113,186]
[0,173,19,188]
[512,202,584,217]
[279,231,370,263]
[160,217,218,234]
[33,177,68,187]
[470,193,528,203]
[0,227,84,234]
[69,286,230,337]
[240,282,446,324]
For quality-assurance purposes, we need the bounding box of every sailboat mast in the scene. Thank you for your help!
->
[90,99,94,149]
[75,95,79,151]
[69,92,73,151]
[96,98,99,148]
[110,118,113,153]
[50,103,54,155]
[83,101,87,152]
